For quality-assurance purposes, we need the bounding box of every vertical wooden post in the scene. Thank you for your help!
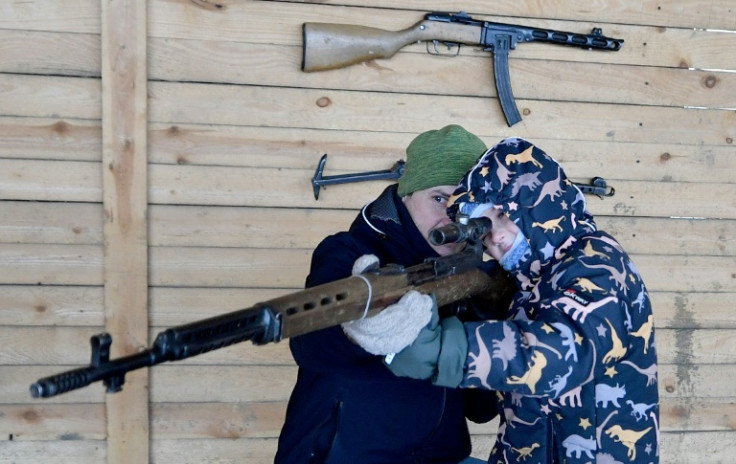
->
[101,0,149,463]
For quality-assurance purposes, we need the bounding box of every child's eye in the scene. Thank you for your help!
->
[434,196,448,205]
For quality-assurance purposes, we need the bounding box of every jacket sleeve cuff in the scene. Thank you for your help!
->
[432,316,468,388]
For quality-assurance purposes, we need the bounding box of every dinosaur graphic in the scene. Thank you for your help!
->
[511,443,540,461]
[554,235,578,260]
[604,425,652,461]
[506,350,548,394]
[631,288,647,313]
[510,171,542,197]
[504,145,543,169]
[620,360,658,387]
[520,330,563,359]
[650,410,660,458]
[595,453,625,464]
[581,257,629,296]
[493,150,514,187]
[532,166,564,207]
[626,400,657,421]
[503,407,542,428]
[532,215,565,233]
[561,434,596,460]
[552,339,596,408]
[467,323,494,389]
[546,366,573,398]
[550,322,578,362]
[583,239,609,260]
[631,314,654,354]
[574,277,605,293]
[602,318,627,364]
[551,294,618,324]
[596,383,626,408]
[596,410,618,447]
[492,322,518,370]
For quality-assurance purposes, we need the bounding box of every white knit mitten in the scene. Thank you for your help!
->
[342,254,434,355]
[342,288,435,356]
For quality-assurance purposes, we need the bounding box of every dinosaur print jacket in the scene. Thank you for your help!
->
[447,138,660,463]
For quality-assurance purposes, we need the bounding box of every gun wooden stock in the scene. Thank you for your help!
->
[281,265,511,338]
[302,20,482,72]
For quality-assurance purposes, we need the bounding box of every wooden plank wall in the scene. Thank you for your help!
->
[1,0,734,462]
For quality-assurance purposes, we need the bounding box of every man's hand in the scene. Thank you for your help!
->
[341,255,435,355]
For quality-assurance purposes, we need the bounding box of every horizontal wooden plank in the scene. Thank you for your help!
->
[277,0,736,31]
[152,437,277,464]
[148,82,736,147]
[0,285,104,326]
[0,117,100,162]
[148,39,736,110]
[2,74,733,147]
[0,244,103,286]
[4,201,731,258]
[3,117,735,186]
[0,74,100,120]
[0,440,106,463]
[0,201,103,245]
[0,29,99,77]
[0,403,106,441]
[1,243,734,292]
[2,0,733,35]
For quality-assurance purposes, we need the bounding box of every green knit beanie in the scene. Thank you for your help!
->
[397,125,487,197]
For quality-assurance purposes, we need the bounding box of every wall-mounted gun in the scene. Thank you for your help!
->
[302,11,623,126]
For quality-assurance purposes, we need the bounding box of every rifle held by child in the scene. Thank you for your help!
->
[302,11,623,126]
[30,218,514,398]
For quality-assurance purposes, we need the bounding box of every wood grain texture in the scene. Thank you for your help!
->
[0,0,734,462]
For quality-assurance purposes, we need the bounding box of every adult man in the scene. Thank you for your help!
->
[386,138,660,463]
[275,125,493,463]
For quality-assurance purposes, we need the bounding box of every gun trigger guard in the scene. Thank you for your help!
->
[426,40,460,56]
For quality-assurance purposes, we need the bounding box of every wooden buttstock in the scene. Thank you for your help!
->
[302,20,482,72]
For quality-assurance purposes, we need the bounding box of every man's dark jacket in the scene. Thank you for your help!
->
[275,185,483,463]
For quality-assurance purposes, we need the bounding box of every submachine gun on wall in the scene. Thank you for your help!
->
[30,218,515,399]
[302,11,624,126]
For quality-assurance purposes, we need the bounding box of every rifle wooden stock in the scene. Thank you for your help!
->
[302,20,482,72]
[281,265,511,338]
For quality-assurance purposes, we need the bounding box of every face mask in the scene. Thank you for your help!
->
[499,231,529,271]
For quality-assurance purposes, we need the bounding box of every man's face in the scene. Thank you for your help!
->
[403,185,463,256]
[477,206,521,262]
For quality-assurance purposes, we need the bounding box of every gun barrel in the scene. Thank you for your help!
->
[481,21,622,50]
[430,217,492,245]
